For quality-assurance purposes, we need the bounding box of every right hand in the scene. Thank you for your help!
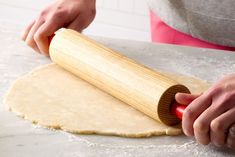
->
[21,0,96,55]
[176,73,235,149]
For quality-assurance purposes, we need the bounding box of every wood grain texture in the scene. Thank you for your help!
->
[49,29,190,125]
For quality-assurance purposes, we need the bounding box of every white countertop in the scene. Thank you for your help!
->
[1,24,235,157]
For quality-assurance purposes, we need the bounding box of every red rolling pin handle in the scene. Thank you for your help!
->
[49,35,55,44]
[171,101,186,120]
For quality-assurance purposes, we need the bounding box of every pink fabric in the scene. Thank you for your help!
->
[150,11,235,51]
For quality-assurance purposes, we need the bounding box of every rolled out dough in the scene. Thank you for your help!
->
[4,64,210,137]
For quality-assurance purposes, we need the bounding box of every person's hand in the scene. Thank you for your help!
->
[21,0,96,55]
[176,73,235,149]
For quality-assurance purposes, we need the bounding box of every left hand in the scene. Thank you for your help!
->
[176,73,235,149]
[21,0,96,55]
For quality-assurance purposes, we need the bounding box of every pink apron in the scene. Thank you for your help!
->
[150,11,235,51]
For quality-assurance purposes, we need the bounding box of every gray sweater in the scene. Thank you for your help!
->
[147,0,235,47]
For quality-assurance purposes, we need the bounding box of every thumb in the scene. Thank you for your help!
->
[175,93,200,105]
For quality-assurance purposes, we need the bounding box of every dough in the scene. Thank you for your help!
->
[4,64,210,137]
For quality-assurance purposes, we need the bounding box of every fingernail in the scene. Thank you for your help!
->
[227,139,232,148]
[227,143,232,149]
[214,142,222,147]
[184,131,192,137]
[42,51,49,56]
[229,126,235,136]
[25,38,32,46]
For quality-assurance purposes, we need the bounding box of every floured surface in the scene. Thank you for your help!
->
[1,25,235,156]
[4,64,209,137]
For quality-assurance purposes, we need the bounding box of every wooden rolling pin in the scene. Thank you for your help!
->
[49,28,190,126]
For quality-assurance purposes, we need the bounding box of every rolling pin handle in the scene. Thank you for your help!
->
[48,34,55,45]
[171,101,186,120]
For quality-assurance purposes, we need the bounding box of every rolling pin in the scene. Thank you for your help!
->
[49,28,190,126]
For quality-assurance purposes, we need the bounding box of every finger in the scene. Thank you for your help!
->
[226,109,235,149]
[175,93,199,105]
[192,107,211,145]
[25,19,45,53]
[67,12,94,32]
[211,108,235,147]
[193,100,229,145]
[21,20,35,41]
[67,16,84,32]
[182,94,212,137]
[227,124,235,149]
[34,19,63,55]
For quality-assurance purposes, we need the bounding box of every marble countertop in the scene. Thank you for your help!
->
[1,24,235,157]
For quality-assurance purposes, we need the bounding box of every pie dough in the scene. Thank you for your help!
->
[4,64,210,137]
